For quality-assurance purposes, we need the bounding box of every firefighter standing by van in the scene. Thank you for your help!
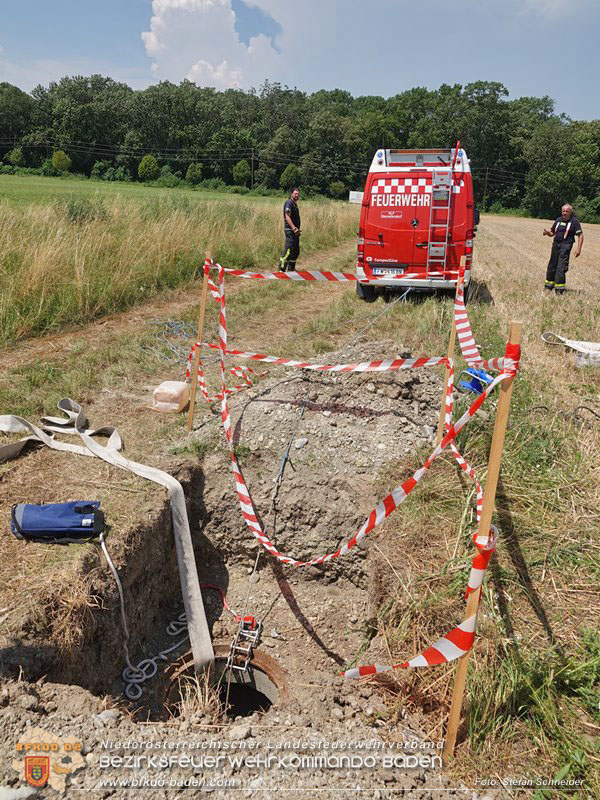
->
[543,203,584,294]
[279,188,301,272]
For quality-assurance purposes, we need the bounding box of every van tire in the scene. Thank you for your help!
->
[356,282,377,303]
[463,282,470,305]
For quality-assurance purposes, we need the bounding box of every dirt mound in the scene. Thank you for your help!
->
[198,337,441,583]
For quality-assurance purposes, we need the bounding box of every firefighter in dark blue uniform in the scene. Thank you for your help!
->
[279,188,301,272]
[543,203,584,294]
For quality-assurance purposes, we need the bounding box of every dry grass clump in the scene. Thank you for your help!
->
[171,671,224,726]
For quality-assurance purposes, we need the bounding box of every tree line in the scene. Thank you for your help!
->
[1,76,599,218]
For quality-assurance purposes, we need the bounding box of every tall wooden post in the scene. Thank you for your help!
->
[442,320,522,764]
[436,258,465,444]
[186,257,210,431]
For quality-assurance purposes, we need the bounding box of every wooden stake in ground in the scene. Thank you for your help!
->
[442,319,522,764]
[187,259,210,431]
[436,258,465,444]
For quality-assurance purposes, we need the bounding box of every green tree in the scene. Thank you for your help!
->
[41,75,134,173]
[524,119,600,217]
[329,180,346,199]
[185,162,203,184]
[232,159,251,186]
[0,82,35,161]
[207,127,254,181]
[5,147,24,166]
[255,81,307,142]
[91,160,111,179]
[280,163,301,191]
[138,154,160,181]
[256,124,299,188]
[51,149,71,172]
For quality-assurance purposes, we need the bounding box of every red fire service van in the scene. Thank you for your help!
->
[356,144,478,302]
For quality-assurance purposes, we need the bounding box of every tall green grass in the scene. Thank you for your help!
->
[0,193,358,346]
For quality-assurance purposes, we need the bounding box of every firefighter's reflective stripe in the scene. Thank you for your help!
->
[280,249,291,269]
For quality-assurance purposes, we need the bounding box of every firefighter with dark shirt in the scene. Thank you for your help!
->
[543,203,584,293]
[279,188,301,272]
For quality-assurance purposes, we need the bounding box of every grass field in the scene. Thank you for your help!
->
[0,176,358,347]
[0,173,272,206]
[0,206,599,795]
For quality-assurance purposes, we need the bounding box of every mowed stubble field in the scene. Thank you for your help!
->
[0,182,599,792]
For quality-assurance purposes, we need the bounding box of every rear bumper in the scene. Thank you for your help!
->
[357,266,470,289]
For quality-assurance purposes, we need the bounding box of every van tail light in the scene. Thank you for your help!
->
[465,231,473,255]
[357,236,365,265]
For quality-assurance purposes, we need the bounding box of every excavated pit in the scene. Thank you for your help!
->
[1,338,445,716]
[1,337,473,797]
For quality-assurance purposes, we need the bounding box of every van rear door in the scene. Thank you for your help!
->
[364,174,433,277]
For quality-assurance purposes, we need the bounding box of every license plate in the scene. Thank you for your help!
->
[373,267,405,276]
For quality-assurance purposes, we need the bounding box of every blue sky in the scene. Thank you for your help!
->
[0,0,597,120]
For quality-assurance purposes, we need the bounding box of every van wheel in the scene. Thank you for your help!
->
[356,282,376,303]
[463,282,470,305]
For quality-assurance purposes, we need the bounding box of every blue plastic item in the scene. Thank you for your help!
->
[458,368,494,395]
[10,501,104,544]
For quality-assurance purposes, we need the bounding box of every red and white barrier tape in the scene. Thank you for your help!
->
[212,266,435,284]
[343,298,519,677]
[195,342,448,375]
[343,615,477,678]
[198,258,519,676]
[211,261,512,567]
[453,274,520,376]
[467,524,498,594]
[185,343,257,402]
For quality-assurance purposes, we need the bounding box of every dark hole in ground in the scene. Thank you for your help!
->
[219,677,273,718]
[165,653,283,722]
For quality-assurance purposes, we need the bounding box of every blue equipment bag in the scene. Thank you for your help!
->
[10,501,105,545]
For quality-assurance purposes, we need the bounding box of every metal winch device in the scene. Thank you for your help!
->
[226,615,262,673]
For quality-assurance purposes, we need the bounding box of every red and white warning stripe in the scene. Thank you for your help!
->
[213,262,512,567]
[199,342,448,375]
[453,275,520,376]
[342,615,477,679]
[440,360,483,522]
[371,176,433,193]
[344,525,496,679]
[454,279,483,365]
[202,257,519,674]
[209,264,428,284]
[467,524,498,594]
[185,343,256,402]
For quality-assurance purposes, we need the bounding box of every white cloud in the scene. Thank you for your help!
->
[186,58,244,88]
[141,0,281,88]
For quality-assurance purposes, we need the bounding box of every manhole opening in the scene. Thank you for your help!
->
[166,653,283,722]
[219,674,273,718]
[214,658,277,719]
